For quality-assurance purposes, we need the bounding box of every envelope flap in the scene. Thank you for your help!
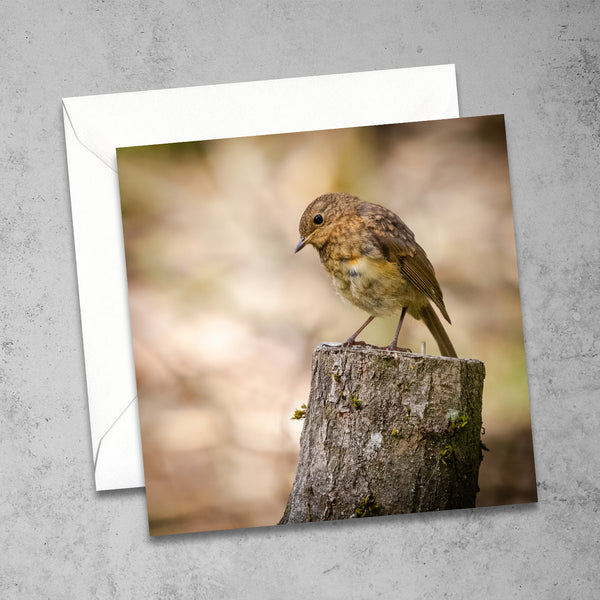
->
[63,65,458,170]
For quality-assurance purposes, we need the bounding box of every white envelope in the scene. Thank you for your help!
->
[63,65,460,491]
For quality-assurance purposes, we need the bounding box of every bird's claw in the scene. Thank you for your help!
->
[386,343,411,352]
[342,339,367,347]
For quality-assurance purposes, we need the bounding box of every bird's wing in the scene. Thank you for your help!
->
[360,203,451,323]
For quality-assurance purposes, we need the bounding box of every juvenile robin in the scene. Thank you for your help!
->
[295,192,457,357]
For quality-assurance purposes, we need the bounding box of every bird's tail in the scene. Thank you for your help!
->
[420,303,457,358]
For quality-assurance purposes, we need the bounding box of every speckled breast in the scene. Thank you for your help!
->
[325,255,420,318]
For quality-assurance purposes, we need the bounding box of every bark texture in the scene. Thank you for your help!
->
[280,344,485,525]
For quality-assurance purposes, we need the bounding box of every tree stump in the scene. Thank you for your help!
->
[279,344,485,524]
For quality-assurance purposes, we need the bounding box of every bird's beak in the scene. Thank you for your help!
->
[295,234,312,253]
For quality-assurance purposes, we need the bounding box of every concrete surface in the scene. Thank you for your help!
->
[2,2,599,598]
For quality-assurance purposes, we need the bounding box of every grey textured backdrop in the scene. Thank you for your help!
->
[2,2,599,598]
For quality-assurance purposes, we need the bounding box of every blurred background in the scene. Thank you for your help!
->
[117,115,536,535]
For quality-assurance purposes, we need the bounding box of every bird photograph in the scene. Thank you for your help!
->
[117,115,536,535]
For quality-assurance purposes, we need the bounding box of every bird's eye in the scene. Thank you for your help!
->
[313,214,323,225]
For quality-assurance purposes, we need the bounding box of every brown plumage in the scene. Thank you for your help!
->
[295,192,457,357]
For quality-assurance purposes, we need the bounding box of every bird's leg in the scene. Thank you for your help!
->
[387,307,408,350]
[343,315,376,346]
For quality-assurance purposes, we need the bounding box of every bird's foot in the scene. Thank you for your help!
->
[342,338,367,347]
[386,342,411,352]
